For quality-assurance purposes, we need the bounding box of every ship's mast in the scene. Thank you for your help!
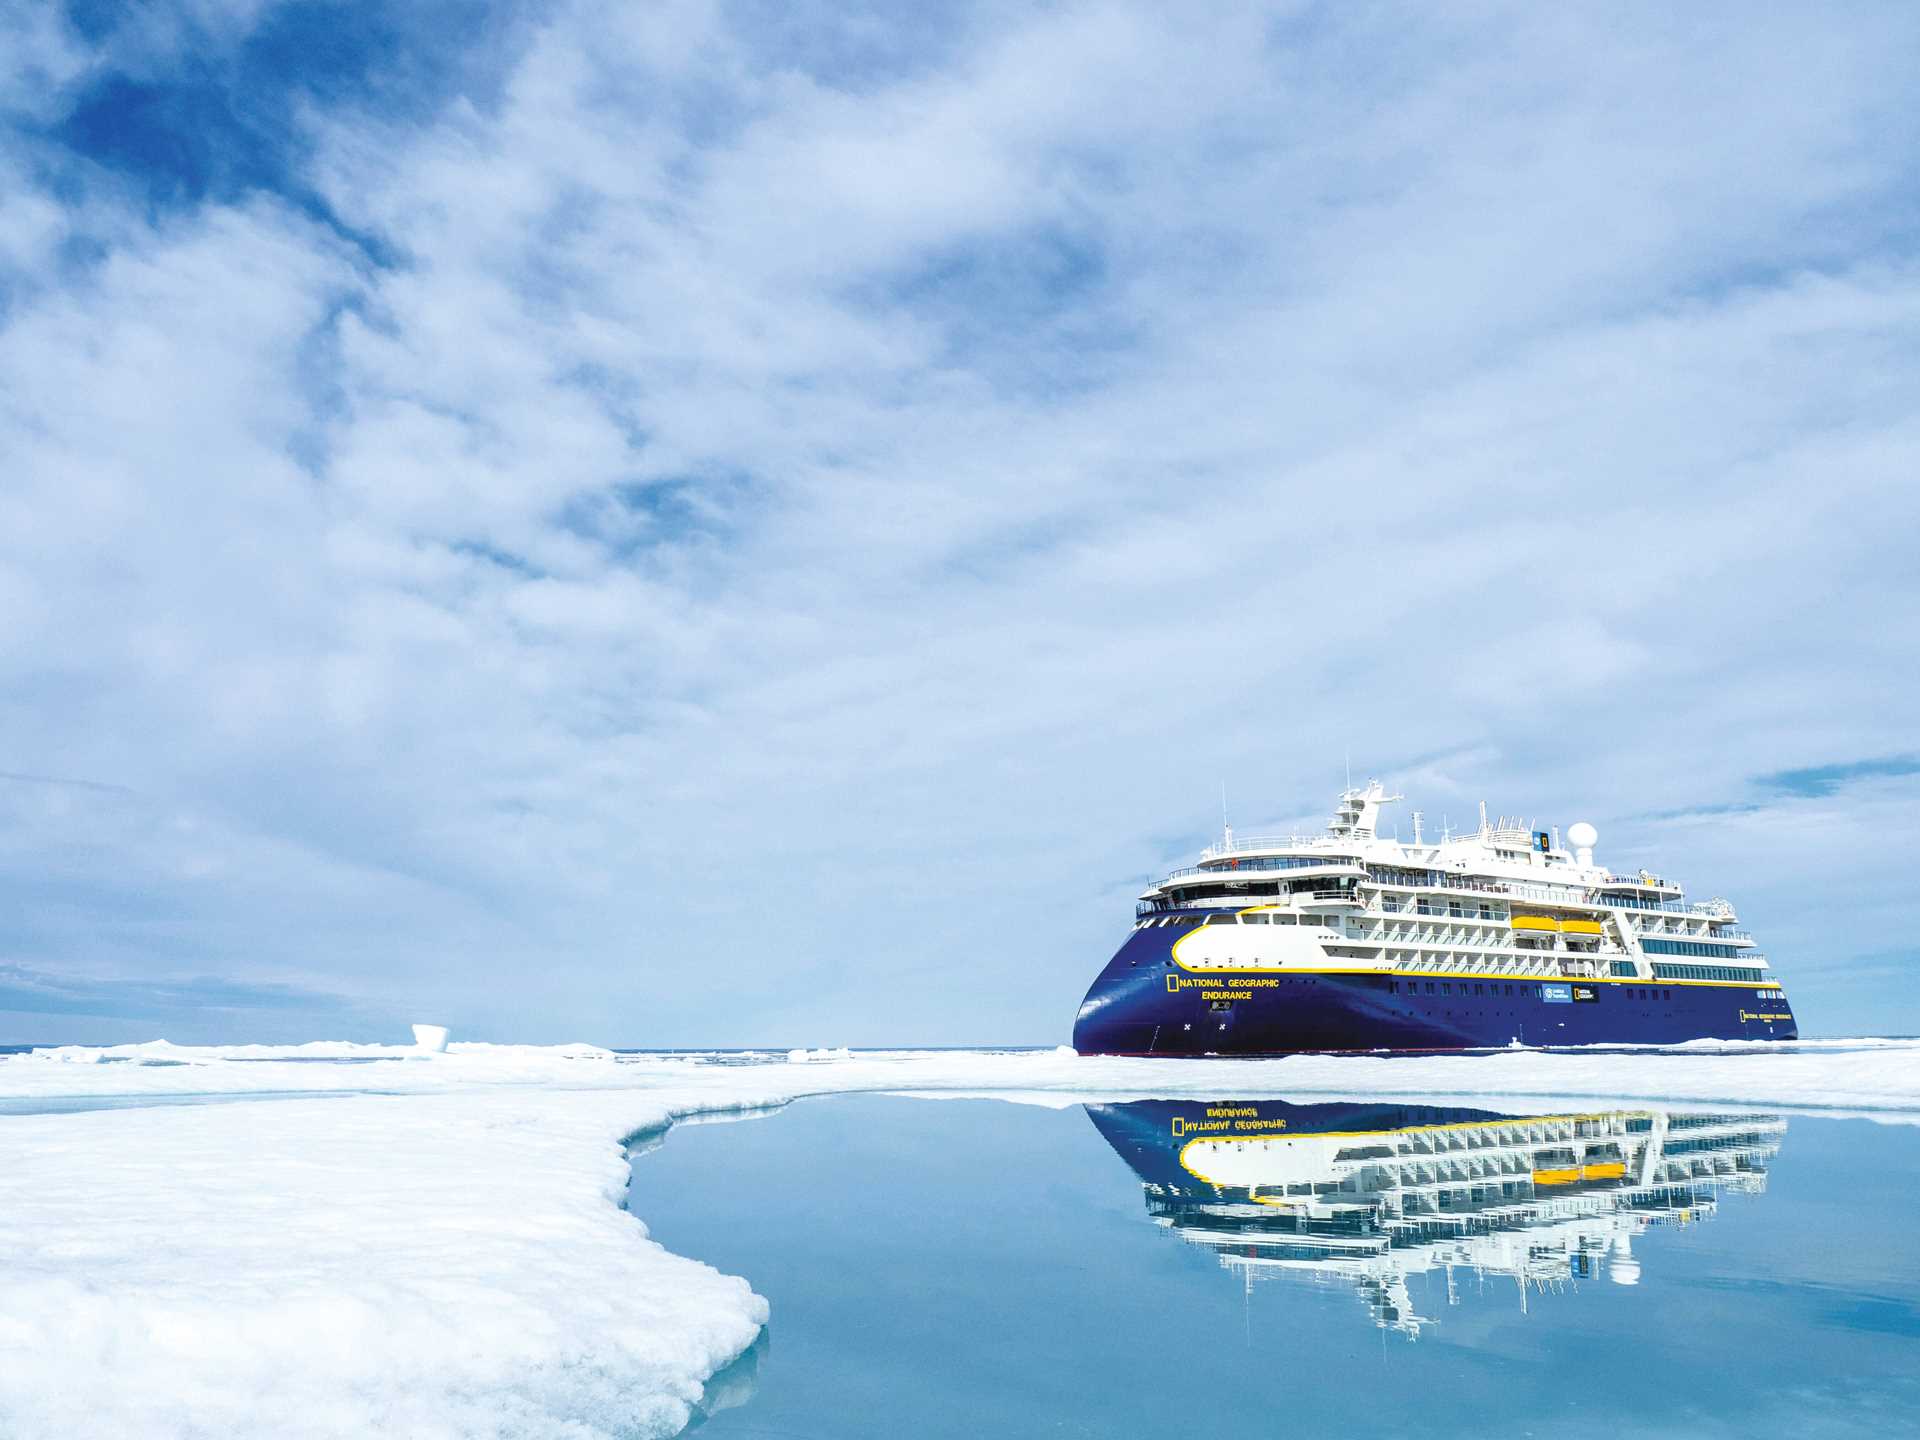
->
[1328,779,1405,840]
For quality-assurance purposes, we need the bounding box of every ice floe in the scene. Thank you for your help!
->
[3,1039,1918,1438]
[786,1045,854,1062]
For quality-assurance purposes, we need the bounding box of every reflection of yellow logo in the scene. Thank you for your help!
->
[1172,1109,1287,1138]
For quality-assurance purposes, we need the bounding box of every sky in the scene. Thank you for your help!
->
[2,0,1918,1046]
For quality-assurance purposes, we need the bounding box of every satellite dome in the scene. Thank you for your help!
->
[1567,822,1598,849]
[1611,1234,1639,1285]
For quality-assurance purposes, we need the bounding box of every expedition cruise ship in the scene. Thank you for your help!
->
[1072,781,1796,1054]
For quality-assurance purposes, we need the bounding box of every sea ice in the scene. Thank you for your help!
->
[2,1040,1917,1438]
[786,1046,854,1062]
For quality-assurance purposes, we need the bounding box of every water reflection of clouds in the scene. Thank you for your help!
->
[1087,1099,1786,1337]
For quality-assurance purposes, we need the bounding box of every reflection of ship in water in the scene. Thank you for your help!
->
[1087,1099,1786,1336]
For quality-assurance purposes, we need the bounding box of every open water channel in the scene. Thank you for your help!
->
[629,1093,1920,1438]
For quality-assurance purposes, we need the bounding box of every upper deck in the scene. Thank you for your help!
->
[1132,781,1767,983]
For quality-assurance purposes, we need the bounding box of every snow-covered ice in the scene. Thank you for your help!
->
[3,1039,1918,1438]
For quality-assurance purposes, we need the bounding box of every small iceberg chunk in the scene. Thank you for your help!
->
[411,1024,450,1053]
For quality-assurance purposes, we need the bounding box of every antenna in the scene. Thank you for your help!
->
[1345,749,1352,794]
[1221,781,1232,849]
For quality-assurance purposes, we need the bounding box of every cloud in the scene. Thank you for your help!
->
[0,769,134,794]
[0,960,362,1023]
[3,1,1919,1043]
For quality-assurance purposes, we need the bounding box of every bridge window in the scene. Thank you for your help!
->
[1651,962,1765,983]
[1642,939,1749,960]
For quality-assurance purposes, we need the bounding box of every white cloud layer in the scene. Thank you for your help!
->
[3,1,1918,1041]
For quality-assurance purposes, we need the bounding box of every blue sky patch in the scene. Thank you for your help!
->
[1758,755,1920,799]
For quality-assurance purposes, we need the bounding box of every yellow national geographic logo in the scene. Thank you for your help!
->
[1171,1107,1289,1138]
[1167,974,1281,994]
[1739,1010,1792,1023]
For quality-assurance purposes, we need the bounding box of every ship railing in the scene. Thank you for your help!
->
[1602,895,1733,917]
[1200,834,1335,856]
[1630,918,1758,944]
[1164,855,1362,881]
[1494,880,1599,904]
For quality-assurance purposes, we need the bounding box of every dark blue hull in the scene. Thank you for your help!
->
[1072,914,1798,1055]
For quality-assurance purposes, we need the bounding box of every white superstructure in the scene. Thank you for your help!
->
[1133,780,1777,992]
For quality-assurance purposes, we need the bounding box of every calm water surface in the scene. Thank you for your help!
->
[630,1094,1920,1438]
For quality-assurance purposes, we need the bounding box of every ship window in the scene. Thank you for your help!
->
[1425,982,1435,994]
[1440,983,1452,995]
[1215,914,1238,924]
[1245,913,1269,924]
